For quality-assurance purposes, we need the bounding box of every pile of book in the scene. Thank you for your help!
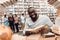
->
[47,0,60,9]
[0,0,18,8]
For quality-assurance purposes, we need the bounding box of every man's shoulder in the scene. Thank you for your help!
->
[26,17,31,21]
[39,15,48,18]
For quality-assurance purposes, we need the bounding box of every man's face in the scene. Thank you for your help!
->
[28,8,37,19]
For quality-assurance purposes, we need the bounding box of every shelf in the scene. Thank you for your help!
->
[3,0,56,24]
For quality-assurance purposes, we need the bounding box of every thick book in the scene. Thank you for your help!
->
[43,32,55,38]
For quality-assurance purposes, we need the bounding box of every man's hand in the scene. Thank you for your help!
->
[33,25,44,33]
[34,25,50,34]
[41,27,50,34]
[25,25,50,36]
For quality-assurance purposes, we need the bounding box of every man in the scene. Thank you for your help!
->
[21,14,25,30]
[24,7,53,35]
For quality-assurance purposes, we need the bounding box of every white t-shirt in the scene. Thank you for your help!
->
[21,16,25,23]
[24,15,53,29]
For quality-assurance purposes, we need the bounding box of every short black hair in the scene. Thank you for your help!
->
[14,14,17,17]
[4,14,6,17]
[22,14,24,15]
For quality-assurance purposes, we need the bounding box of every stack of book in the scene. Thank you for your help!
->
[48,0,60,9]
[0,0,18,8]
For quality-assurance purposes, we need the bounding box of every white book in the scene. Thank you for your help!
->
[43,32,55,38]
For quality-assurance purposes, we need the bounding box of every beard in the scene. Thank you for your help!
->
[30,13,38,22]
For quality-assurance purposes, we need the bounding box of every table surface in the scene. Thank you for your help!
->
[11,34,60,40]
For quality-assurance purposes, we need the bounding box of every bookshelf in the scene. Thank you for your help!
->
[0,0,57,24]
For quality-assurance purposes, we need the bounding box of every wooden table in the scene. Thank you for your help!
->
[19,34,57,40]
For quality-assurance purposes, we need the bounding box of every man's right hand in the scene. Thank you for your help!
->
[41,27,50,34]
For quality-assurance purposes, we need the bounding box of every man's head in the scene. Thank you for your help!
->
[22,14,24,16]
[28,7,38,22]
[4,14,7,17]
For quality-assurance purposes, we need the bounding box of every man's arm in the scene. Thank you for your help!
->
[25,25,50,36]
[24,21,42,35]
[23,22,36,36]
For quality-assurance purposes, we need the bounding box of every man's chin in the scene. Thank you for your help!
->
[31,17,35,19]
[31,18,36,21]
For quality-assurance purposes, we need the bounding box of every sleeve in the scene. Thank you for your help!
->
[45,16,53,27]
[24,22,30,29]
